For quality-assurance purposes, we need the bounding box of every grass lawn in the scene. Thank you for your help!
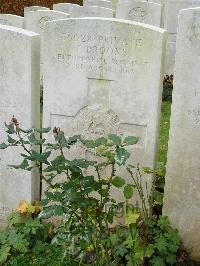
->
[157,101,171,166]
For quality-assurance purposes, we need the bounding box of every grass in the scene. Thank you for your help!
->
[157,101,171,167]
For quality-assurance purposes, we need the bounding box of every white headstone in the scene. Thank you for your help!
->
[42,18,167,202]
[163,7,200,261]
[25,10,70,84]
[164,41,176,75]
[53,3,82,17]
[0,25,40,228]
[83,0,113,9]
[116,0,162,27]
[25,10,70,33]
[0,14,24,29]
[164,0,200,37]
[83,6,114,17]
[24,6,50,16]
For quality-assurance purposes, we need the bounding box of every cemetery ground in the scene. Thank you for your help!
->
[0,91,198,266]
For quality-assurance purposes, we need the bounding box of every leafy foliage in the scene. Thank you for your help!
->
[0,118,181,265]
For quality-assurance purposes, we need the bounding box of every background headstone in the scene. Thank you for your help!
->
[83,6,114,17]
[42,18,167,203]
[163,7,200,261]
[53,3,82,17]
[0,25,40,228]
[164,41,176,75]
[0,14,24,29]
[163,0,200,75]
[25,10,70,84]
[116,0,162,27]
[24,6,50,16]
[83,0,113,9]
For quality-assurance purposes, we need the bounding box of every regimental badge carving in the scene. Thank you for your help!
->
[51,107,120,139]
[38,16,51,31]
[128,7,146,23]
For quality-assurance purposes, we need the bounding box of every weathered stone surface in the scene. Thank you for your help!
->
[0,14,24,28]
[25,10,70,84]
[83,0,113,9]
[164,0,200,36]
[163,8,200,261]
[83,6,114,17]
[24,5,49,16]
[0,25,40,228]
[25,10,70,33]
[53,3,82,17]
[42,18,167,204]
[116,0,162,27]
[164,41,176,75]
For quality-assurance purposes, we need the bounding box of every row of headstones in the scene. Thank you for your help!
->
[2,0,200,76]
[0,6,200,262]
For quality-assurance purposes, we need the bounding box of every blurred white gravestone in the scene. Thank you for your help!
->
[116,0,162,27]
[42,18,167,202]
[25,10,70,84]
[0,14,24,28]
[0,25,40,228]
[83,0,113,9]
[83,6,114,17]
[163,8,200,261]
[24,6,50,16]
[164,41,176,75]
[163,0,200,75]
[53,3,82,17]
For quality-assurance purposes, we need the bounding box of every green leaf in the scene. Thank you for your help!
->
[38,205,63,219]
[0,143,8,149]
[81,139,96,148]
[123,136,139,145]
[124,184,134,199]
[67,135,80,145]
[115,147,130,165]
[153,191,163,206]
[0,245,11,263]
[5,123,15,134]
[125,207,140,225]
[36,127,51,133]
[7,136,17,144]
[31,150,51,164]
[28,133,45,145]
[107,134,122,145]
[145,244,155,258]
[111,176,126,188]
[95,137,107,146]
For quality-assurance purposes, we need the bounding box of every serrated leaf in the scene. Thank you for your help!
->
[0,143,8,149]
[115,147,130,165]
[31,150,51,164]
[111,176,126,188]
[123,136,139,145]
[124,184,134,199]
